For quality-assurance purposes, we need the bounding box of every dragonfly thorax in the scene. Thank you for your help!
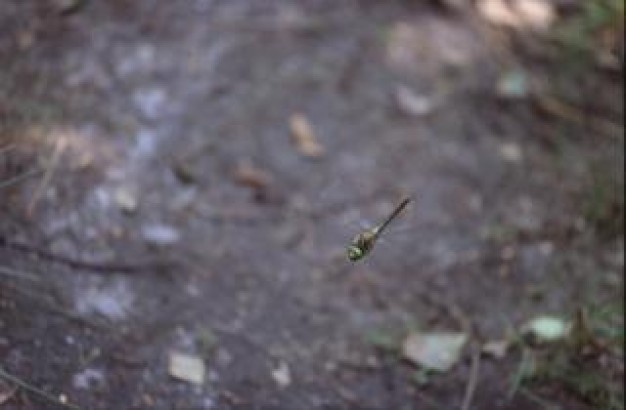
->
[346,229,378,261]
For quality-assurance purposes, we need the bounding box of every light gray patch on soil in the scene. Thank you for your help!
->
[74,277,134,320]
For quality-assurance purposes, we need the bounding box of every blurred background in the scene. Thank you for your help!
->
[0,1,623,409]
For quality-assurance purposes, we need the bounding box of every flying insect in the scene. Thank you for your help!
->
[346,196,411,262]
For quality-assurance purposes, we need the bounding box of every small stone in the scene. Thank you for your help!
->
[497,70,529,99]
[72,368,105,390]
[271,362,291,387]
[169,352,205,385]
[402,332,467,372]
[499,142,523,163]
[115,187,137,213]
[395,85,436,117]
[142,224,180,246]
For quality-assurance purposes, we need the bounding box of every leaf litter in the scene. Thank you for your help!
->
[168,352,205,385]
[289,113,325,158]
[402,332,468,372]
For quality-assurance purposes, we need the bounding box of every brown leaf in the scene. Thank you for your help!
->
[234,163,272,190]
[477,0,555,31]
[289,114,324,158]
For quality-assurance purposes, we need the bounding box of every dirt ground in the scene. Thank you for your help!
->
[0,1,623,409]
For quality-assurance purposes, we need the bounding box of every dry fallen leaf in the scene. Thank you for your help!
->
[477,0,555,31]
[514,0,556,31]
[522,316,570,342]
[168,352,205,385]
[402,332,467,372]
[289,114,324,158]
[234,162,272,190]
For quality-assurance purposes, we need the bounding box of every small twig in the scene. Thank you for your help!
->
[0,168,43,190]
[508,348,534,400]
[57,0,86,16]
[220,390,246,406]
[519,388,560,410]
[461,349,481,410]
[0,238,173,274]
[0,367,80,410]
[27,137,66,216]
[0,265,40,282]
[534,94,624,139]
[2,280,109,331]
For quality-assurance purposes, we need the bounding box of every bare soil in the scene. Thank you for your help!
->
[0,1,623,409]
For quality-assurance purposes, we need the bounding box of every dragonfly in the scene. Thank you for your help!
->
[346,196,411,262]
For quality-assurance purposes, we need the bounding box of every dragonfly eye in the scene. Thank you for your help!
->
[347,245,364,261]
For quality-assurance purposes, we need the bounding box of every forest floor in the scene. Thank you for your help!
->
[0,1,623,409]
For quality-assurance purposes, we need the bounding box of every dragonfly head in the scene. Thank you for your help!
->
[347,244,365,261]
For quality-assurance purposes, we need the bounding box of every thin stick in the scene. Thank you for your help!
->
[461,350,481,410]
[2,280,109,331]
[0,265,40,282]
[519,388,559,410]
[0,238,173,274]
[0,367,80,409]
[0,168,42,190]
[27,137,66,216]
[534,94,624,139]
[508,348,533,399]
